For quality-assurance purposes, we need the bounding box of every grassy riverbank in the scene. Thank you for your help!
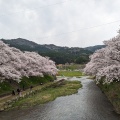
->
[0,75,54,97]
[98,82,120,114]
[58,70,83,77]
[10,80,82,109]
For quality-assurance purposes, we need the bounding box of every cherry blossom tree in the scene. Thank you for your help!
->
[84,48,107,75]
[0,41,22,82]
[84,30,120,84]
[0,40,58,82]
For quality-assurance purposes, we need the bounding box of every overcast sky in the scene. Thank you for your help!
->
[0,0,120,47]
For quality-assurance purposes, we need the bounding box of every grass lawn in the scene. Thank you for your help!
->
[58,70,83,77]
[98,81,120,114]
[11,80,82,109]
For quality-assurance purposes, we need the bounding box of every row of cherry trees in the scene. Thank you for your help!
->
[0,41,58,82]
[84,30,120,84]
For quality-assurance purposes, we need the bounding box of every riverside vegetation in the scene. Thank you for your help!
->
[98,80,120,114]
[87,75,120,114]
[0,75,54,96]
[58,70,83,77]
[10,80,82,110]
[0,79,82,111]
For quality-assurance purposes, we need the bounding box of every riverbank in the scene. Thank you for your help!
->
[98,81,120,114]
[1,80,82,111]
[0,75,54,97]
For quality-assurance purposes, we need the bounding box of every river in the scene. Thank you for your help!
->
[0,77,120,120]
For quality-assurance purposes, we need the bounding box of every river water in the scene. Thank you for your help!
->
[0,77,120,120]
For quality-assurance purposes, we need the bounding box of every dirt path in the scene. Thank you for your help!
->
[0,83,50,111]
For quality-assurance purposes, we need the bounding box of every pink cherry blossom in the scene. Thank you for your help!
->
[0,41,58,82]
[84,30,120,84]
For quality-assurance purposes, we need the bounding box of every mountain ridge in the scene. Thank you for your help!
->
[1,38,105,64]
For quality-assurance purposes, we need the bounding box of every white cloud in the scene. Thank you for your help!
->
[0,0,120,47]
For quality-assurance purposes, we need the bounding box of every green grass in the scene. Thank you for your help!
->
[87,76,96,79]
[19,75,54,89]
[0,75,54,96]
[98,81,120,114]
[11,80,82,109]
[0,82,13,95]
[58,70,83,77]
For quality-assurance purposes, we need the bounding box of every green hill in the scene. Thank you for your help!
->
[1,38,104,64]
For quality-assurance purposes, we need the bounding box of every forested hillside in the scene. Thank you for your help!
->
[1,38,105,64]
